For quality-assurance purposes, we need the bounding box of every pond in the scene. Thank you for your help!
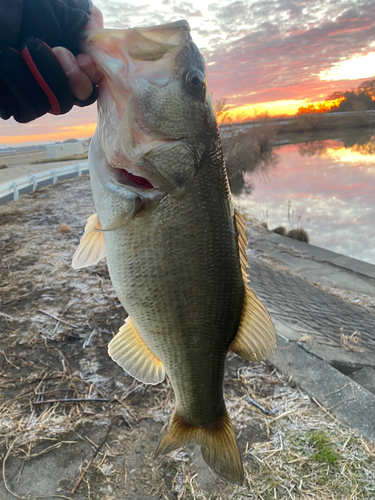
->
[232,129,375,265]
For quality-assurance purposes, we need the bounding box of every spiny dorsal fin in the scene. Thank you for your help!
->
[108,317,165,385]
[231,209,277,361]
[72,213,106,269]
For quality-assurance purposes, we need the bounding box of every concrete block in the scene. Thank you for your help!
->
[349,367,375,395]
[269,338,375,443]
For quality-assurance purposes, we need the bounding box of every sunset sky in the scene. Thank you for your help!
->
[1,0,374,146]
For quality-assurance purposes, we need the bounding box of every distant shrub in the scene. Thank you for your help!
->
[272,226,287,235]
[222,124,279,195]
[287,228,309,243]
[0,164,8,169]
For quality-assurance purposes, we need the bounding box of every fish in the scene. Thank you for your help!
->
[73,20,276,484]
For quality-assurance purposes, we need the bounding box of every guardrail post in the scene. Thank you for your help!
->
[52,170,58,184]
[11,181,19,201]
[75,164,82,177]
[30,174,37,192]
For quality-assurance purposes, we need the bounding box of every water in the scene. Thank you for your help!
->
[233,132,375,265]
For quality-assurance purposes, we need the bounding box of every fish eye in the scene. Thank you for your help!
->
[185,69,205,92]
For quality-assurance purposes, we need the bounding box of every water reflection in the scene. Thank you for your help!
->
[298,137,375,160]
[223,130,279,195]
[232,130,375,265]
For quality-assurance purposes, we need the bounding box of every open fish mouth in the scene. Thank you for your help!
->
[117,167,154,190]
[110,136,188,195]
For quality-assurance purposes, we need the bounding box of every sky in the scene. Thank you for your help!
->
[1,0,375,146]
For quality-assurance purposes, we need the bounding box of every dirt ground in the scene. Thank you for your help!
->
[0,176,374,500]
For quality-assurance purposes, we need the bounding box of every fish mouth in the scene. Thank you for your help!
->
[112,137,186,192]
[117,168,154,190]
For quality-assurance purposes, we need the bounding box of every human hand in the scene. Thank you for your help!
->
[52,6,103,102]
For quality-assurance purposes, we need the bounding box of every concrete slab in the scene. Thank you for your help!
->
[247,224,375,297]
[271,316,319,342]
[301,344,375,373]
[269,335,375,443]
[349,367,375,395]
[265,231,375,280]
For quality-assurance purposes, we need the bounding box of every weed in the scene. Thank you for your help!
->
[340,328,363,352]
[307,431,342,465]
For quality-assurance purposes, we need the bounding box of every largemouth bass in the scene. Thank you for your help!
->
[73,20,276,484]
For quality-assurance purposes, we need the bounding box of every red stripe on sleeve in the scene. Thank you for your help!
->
[21,45,61,115]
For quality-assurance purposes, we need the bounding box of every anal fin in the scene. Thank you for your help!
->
[108,317,165,385]
[72,213,106,269]
[231,208,277,361]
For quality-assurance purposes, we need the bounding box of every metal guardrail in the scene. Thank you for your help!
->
[0,161,89,205]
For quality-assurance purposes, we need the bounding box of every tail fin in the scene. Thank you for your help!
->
[155,407,244,485]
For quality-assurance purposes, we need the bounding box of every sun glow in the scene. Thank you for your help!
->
[217,99,308,123]
[0,123,97,146]
[216,98,344,123]
[319,52,375,81]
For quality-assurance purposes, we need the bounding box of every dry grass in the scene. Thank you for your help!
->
[339,329,363,352]
[317,287,375,316]
[0,177,374,499]
[31,153,88,164]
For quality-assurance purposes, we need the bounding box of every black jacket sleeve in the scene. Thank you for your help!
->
[0,0,96,123]
[0,1,23,46]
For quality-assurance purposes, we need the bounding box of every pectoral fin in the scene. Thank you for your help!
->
[95,211,134,232]
[72,214,106,269]
[108,317,165,385]
[230,209,277,361]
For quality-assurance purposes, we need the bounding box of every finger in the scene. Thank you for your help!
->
[76,53,103,84]
[85,6,104,30]
[53,47,93,101]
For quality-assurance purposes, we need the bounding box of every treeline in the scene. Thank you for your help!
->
[298,79,375,115]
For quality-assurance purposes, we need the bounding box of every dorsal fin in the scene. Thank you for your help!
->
[230,209,277,361]
[108,317,165,385]
[72,213,106,269]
